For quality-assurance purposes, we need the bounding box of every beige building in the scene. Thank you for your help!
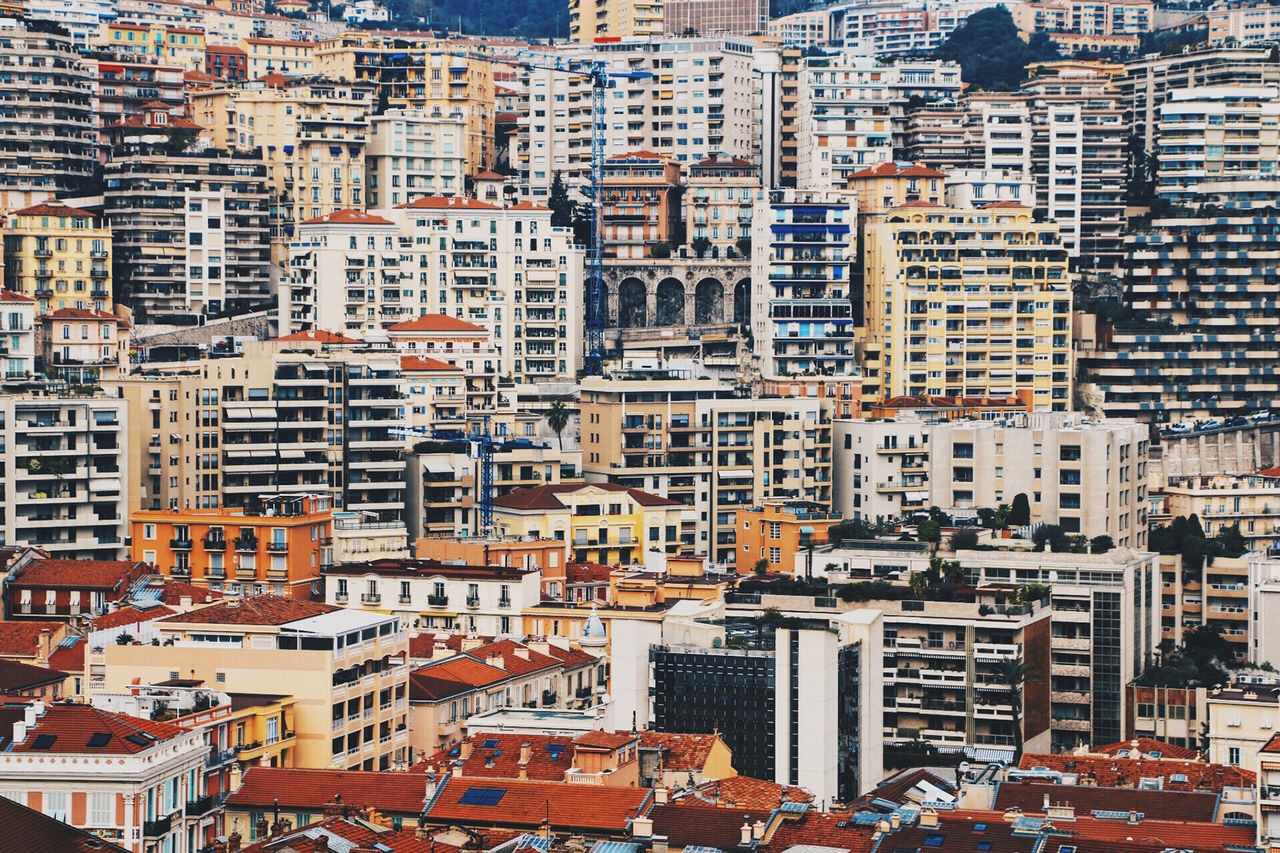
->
[38,307,131,385]
[3,201,112,314]
[1207,684,1280,773]
[365,108,468,207]
[580,368,832,565]
[860,200,1072,408]
[96,596,411,771]
[683,156,761,258]
[239,37,316,77]
[1166,474,1280,552]
[1010,0,1154,36]
[1156,87,1280,203]
[569,0,662,43]
[1159,552,1249,659]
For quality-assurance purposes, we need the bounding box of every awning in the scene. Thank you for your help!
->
[799,526,815,535]
[422,458,454,474]
[90,478,122,493]
[302,362,327,374]
[280,449,305,459]
[716,469,754,481]
[368,358,399,371]
[250,408,277,418]
[223,408,252,419]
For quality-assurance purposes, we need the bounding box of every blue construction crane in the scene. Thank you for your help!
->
[429,47,652,375]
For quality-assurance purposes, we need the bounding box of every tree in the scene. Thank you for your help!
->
[928,506,954,527]
[934,6,1060,90]
[951,528,980,550]
[1009,493,1031,526]
[1090,534,1115,554]
[545,399,571,451]
[753,558,769,576]
[1032,524,1066,552]
[1063,534,1090,554]
[995,657,1036,765]
[1216,524,1248,557]
[978,504,1011,531]
[548,172,573,230]
[828,517,893,546]
[917,518,942,546]
[755,607,788,644]
[691,236,712,258]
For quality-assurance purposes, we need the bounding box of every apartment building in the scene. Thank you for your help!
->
[833,412,1149,546]
[82,54,186,150]
[1079,209,1280,420]
[365,108,467,208]
[5,557,145,621]
[601,151,683,259]
[569,0,662,42]
[1207,685,1280,772]
[1156,87,1280,203]
[0,701,209,853]
[239,37,314,77]
[943,168,1037,209]
[205,44,248,81]
[860,201,1072,407]
[3,202,111,315]
[99,596,411,771]
[1010,0,1154,36]
[38,308,130,385]
[955,547,1161,751]
[795,53,961,190]
[650,611,882,807]
[904,92,1033,176]
[581,369,833,565]
[23,0,115,49]
[1260,730,1280,846]
[512,64,593,200]
[1209,4,1280,43]
[0,291,37,381]
[104,342,405,519]
[388,315,499,417]
[100,22,205,71]
[313,34,494,174]
[767,9,831,48]
[683,156,761,258]
[0,392,128,559]
[130,495,333,598]
[1167,475,1280,552]
[663,0,766,36]
[734,500,842,576]
[0,16,96,212]
[103,150,271,321]
[323,559,541,636]
[754,44,801,190]
[749,188,858,379]
[1159,552,1249,658]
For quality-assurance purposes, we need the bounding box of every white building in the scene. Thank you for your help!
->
[23,0,116,49]
[0,392,129,559]
[324,559,542,637]
[1249,551,1280,668]
[0,700,208,853]
[943,167,1036,208]
[366,108,468,208]
[513,65,594,200]
[0,290,36,382]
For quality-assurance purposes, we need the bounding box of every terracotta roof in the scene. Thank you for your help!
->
[1,705,187,753]
[572,730,635,750]
[422,775,650,832]
[467,639,562,677]
[409,656,511,701]
[227,768,437,814]
[848,161,946,179]
[493,482,683,511]
[154,578,222,605]
[763,808,877,853]
[408,632,490,660]
[1019,752,1254,792]
[0,659,67,692]
[272,329,361,343]
[508,201,551,211]
[472,170,506,180]
[0,621,63,659]
[159,595,338,626]
[896,199,944,208]
[91,605,177,632]
[183,69,221,83]
[650,803,775,850]
[12,559,142,590]
[566,562,612,584]
[241,817,461,853]
[1263,732,1280,754]
[681,775,812,810]
[108,114,202,130]
[691,155,754,168]
[638,731,718,772]
[1090,738,1201,761]
[39,308,123,323]
[862,766,956,804]
[0,290,34,303]
[10,202,96,218]
[541,643,597,669]
[299,208,394,225]
[388,314,488,333]
[416,732,575,781]
[610,150,663,161]
[979,200,1030,209]
[46,638,85,673]
[396,196,498,210]
[1258,466,1280,478]
[401,355,460,371]
[0,796,131,853]
[991,780,1219,823]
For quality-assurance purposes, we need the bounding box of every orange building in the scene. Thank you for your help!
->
[130,494,333,598]
[601,150,682,259]
[734,500,842,576]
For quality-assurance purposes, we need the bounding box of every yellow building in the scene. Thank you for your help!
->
[845,161,947,214]
[240,37,316,78]
[492,482,691,566]
[568,0,663,43]
[102,22,206,70]
[314,33,495,173]
[1166,474,1280,553]
[860,200,1073,409]
[3,201,112,314]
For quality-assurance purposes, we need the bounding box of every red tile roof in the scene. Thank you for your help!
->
[979,200,1030,209]
[10,202,96,218]
[154,578,222,605]
[416,732,575,781]
[680,775,812,810]
[566,562,612,584]
[227,768,437,814]
[991,780,1218,823]
[409,632,491,660]
[159,595,338,626]
[848,161,946,179]
[466,639,561,677]
[542,643,597,670]
[1090,738,1201,761]
[572,730,636,750]
[692,155,755,168]
[2,705,187,753]
[0,659,67,692]
[12,559,143,590]
[401,355,460,371]
[397,196,498,210]
[472,170,506,180]
[0,797,131,853]
[650,803,774,850]
[241,817,463,853]
[861,767,956,804]
[39,308,124,323]
[388,314,488,333]
[300,208,394,225]
[896,200,944,208]
[508,201,551,211]
[638,731,719,772]
[1019,752,1255,792]
[0,289,34,303]
[108,114,202,130]
[46,639,84,673]
[91,605,177,632]
[272,329,361,343]
[409,657,511,701]
[492,482,683,511]
[422,775,650,833]
[0,621,63,659]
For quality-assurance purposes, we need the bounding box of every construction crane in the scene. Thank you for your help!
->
[429,46,652,375]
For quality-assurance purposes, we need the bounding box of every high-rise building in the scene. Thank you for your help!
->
[1155,86,1280,203]
[683,156,761,258]
[662,0,766,36]
[103,150,271,321]
[859,200,1072,407]
[365,108,468,208]
[3,202,112,315]
[601,151,683,259]
[569,0,663,43]
[0,16,96,212]
[750,188,858,379]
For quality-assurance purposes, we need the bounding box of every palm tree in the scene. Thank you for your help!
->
[996,657,1037,765]
[546,399,571,450]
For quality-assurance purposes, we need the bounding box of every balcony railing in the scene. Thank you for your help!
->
[465,595,480,609]
[427,594,448,606]
[361,593,381,604]
[143,815,172,838]
[185,795,215,817]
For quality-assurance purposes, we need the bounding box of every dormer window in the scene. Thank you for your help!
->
[152,110,168,126]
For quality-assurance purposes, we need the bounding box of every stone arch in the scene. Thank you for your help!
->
[655,277,685,326]
[619,277,647,328]
[733,279,751,325]
[694,278,724,325]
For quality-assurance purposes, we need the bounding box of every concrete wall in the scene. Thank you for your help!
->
[1160,422,1280,481]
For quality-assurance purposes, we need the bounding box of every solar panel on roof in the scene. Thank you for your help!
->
[481,739,499,749]
[86,732,111,748]
[124,733,152,747]
[30,734,56,750]
[779,802,810,814]
[458,787,506,806]
[588,841,641,853]
[493,749,503,757]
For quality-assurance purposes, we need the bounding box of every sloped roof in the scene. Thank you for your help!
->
[227,768,437,814]
[1019,752,1254,792]
[572,730,636,750]
[848,161,946,179]
[991,780,1218,823]
[423,775,650,832]
[299,208,394,225]
[401,355,460,371]
[396,196,498,210]
[39,308,123,323]
[472,170,506,180]
[1090,738,1201,761]
[159,595,338,626]
[408,657,511,701]
[638,731,719,772]
[0,659,67,693]
[417,732,575,781]
[11,559,142,590]
[388,314,488,333]
[1,705,187,754]
[10,202,96,218]
[0,290,35,303]
[272,329,361,343]
[0,621,62,658]
[681,775,811,810]
[241,816,461,853]
[0,797,131,853]
[493,482,683,511]
[91,605,177,632]
[508,201,551,211]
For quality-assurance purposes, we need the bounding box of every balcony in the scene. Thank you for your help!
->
[234,535,258,552]
[398,594,412,605]
[465,595,480,609]
[202,534,225,550]
[204,747,237,768]
[498,596,511,609]
[335,592,349,604]
[427,594,448,607]
[361,593,381,605]
[267,541,288,554]
[185,795,215,817]
[542,690,557,705]
[143,815,173,838]
[170,537,192,550]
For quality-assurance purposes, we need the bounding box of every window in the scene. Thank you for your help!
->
[1229,746,1241,765]
[89,792,113,826]
[43,791,69,822]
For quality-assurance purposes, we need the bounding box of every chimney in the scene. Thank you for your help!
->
[181,595,193,609]
[425,773,437,801]
[513,648,530,661]
[890,813,901,830]
[38,628,51,658]
[452,761,463,777]
[652,836,669,853]
[1128,809,1140,824]
[1043,794,1050,812]
[1046,804,1075,821]
[631,815,653,838]
[228,832,242,853]
[520,742,532,765]
[519,765,528,781]
[654,787,668,805]
[12,720,26,745]
[314,837,329,853]
[751,820,765,840]
[918,809,939,828]
[739,819,751,847]
[460,739,473,760]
